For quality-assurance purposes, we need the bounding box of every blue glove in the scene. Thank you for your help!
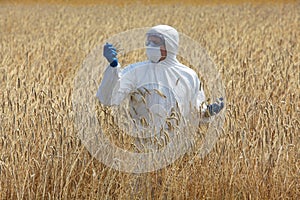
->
[206,97,224,117]
[103,43,118,67]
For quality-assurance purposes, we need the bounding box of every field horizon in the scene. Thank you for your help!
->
[1,0,298,6]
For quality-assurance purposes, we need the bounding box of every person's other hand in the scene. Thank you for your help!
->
[206,97,224,117]
[103,43,118,67]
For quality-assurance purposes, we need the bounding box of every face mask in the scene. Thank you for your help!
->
[146,45,162,63]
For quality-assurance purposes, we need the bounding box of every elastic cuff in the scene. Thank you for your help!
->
[110,59,118,67]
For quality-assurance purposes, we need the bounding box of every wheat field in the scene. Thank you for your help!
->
[0,1,299,199]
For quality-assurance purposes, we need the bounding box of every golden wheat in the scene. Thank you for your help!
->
[0,1,299,199]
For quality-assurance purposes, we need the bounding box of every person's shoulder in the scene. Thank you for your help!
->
[174,63,201,89]
[175,63,198,78]
[122,61,150,74]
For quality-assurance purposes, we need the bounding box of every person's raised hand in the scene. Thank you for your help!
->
[103,43,118,67]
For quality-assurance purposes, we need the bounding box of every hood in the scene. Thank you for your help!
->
[146,25,179,63]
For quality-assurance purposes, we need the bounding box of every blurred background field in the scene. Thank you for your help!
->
[0,0,299,5]
[0,0,299,199]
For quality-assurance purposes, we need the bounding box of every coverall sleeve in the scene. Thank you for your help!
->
[96,64,135,106]
[194,78,214,124]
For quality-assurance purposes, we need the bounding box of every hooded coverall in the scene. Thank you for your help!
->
[97,25,209,139]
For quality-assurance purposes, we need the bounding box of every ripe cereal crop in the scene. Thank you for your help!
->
[0,1,299,199]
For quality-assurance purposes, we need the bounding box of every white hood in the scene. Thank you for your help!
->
[146,25,179,63]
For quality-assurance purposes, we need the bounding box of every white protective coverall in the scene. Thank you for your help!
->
[96,25,208,139]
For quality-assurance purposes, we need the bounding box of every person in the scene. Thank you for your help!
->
[96,25,224,143]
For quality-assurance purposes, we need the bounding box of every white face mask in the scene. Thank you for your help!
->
[146,46,162,63]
